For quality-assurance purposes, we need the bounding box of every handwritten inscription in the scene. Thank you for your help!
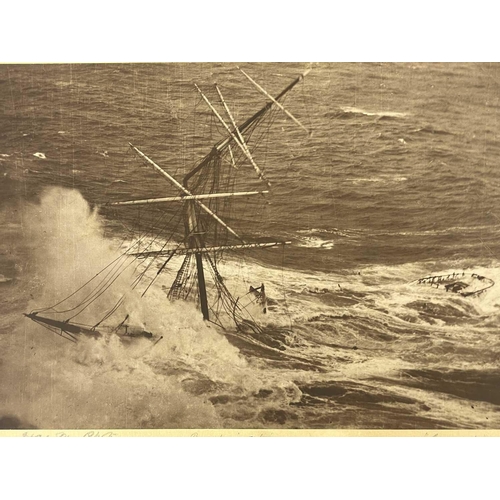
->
[22,431,118,437]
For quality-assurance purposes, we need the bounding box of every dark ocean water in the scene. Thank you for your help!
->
[1,62,500,430]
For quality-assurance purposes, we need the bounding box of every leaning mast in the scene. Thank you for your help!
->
[125,68,310,323]
[24,67,311,343]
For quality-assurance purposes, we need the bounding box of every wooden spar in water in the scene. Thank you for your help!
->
[194,84,271,188]
[238,67,312,136]
[105,190,269,206]
[131,241,292,258]
[128,143,245,244]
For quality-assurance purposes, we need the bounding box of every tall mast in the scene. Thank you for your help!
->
[128,143,243,323]
[128,68,311,324]
[131,144,212,320]
[186,199,210,320]
[182,68,309,322]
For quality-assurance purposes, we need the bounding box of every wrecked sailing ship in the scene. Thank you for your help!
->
[25,67,311,350]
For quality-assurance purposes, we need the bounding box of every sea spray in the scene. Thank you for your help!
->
[23,186,129,325]
[13,186,311,428]
[0,321,222,429]
[6,186,267,428]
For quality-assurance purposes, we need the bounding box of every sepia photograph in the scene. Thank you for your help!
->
[1,61,499,433]
[2,3,499,498]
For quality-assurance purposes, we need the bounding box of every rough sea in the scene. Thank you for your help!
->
[1,62,499,431]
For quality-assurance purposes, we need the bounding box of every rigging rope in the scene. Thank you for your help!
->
[32,71,302,334]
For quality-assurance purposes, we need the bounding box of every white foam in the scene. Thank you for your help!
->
[296,236,335,249]
[346,175,408,185]
[340,106,408,118]
[11,187,284,428]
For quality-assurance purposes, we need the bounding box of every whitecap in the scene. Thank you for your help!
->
[340,106,408,118]
[296,236,335,249]
[347,175,408,185]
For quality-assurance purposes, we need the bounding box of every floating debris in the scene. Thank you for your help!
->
[33,152,46,159]
[413,272,494,297]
